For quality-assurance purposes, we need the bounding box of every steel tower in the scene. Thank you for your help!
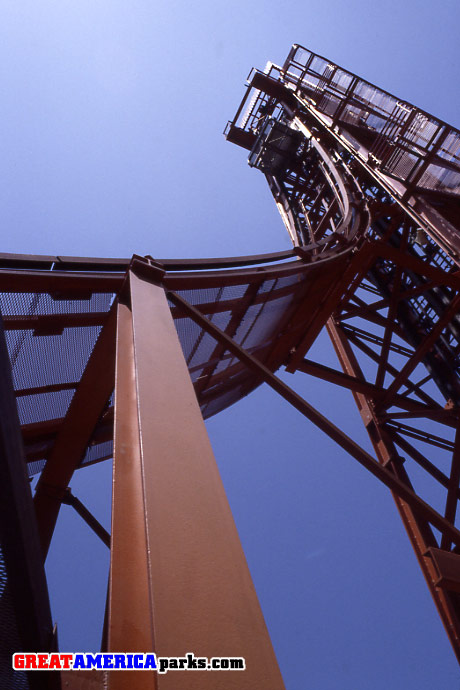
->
[225,44,460,664]
[1,43,460,689]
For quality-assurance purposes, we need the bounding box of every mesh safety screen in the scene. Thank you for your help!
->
[0,292,114,476]
[0,545,29,689]
[2,259,314,477]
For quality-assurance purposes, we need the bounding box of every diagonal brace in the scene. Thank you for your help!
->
[34,306,117,559]
[62,488,111,549]
[168,289,460,548]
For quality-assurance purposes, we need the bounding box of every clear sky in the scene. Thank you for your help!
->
[2,1,460,688]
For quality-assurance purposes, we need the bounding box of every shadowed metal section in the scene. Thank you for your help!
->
[0,311,57,690]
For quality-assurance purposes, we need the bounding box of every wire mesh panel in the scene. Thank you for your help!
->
[0,292,114,476]
[0,254,344,477]
[0,546,30,690]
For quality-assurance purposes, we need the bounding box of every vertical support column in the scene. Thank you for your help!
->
[108,268,285,690]
[326,316,460,662]
[0,312,57,690]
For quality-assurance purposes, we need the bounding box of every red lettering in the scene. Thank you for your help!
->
[25,654,38,669]
[48,654,61,669]
[12,654,25,669]
[60,654,73,669]
[37,654,49,669]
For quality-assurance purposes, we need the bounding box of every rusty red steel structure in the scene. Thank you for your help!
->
[225,45,460,663]
[1,43,460,688]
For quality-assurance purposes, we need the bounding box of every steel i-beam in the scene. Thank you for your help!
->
[107,266,285,689]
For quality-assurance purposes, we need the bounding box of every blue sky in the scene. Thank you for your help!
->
[2,1,460,688]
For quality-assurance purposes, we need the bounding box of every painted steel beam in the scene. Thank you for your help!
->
[326,317,460,662]
[380,293,460,409]
[297,358,457,426]
[34,306,117,559]
[0,248,295,273]
[61,489,111,549]
[0,268,123,294]
[168,289,460,548]
[2,312,109,333]
[108,268,285,690]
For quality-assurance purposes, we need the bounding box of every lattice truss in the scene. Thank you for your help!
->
[224,45,460,660]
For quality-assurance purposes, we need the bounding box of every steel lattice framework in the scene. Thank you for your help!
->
[226,45,460,664]
[1,44,460,689]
